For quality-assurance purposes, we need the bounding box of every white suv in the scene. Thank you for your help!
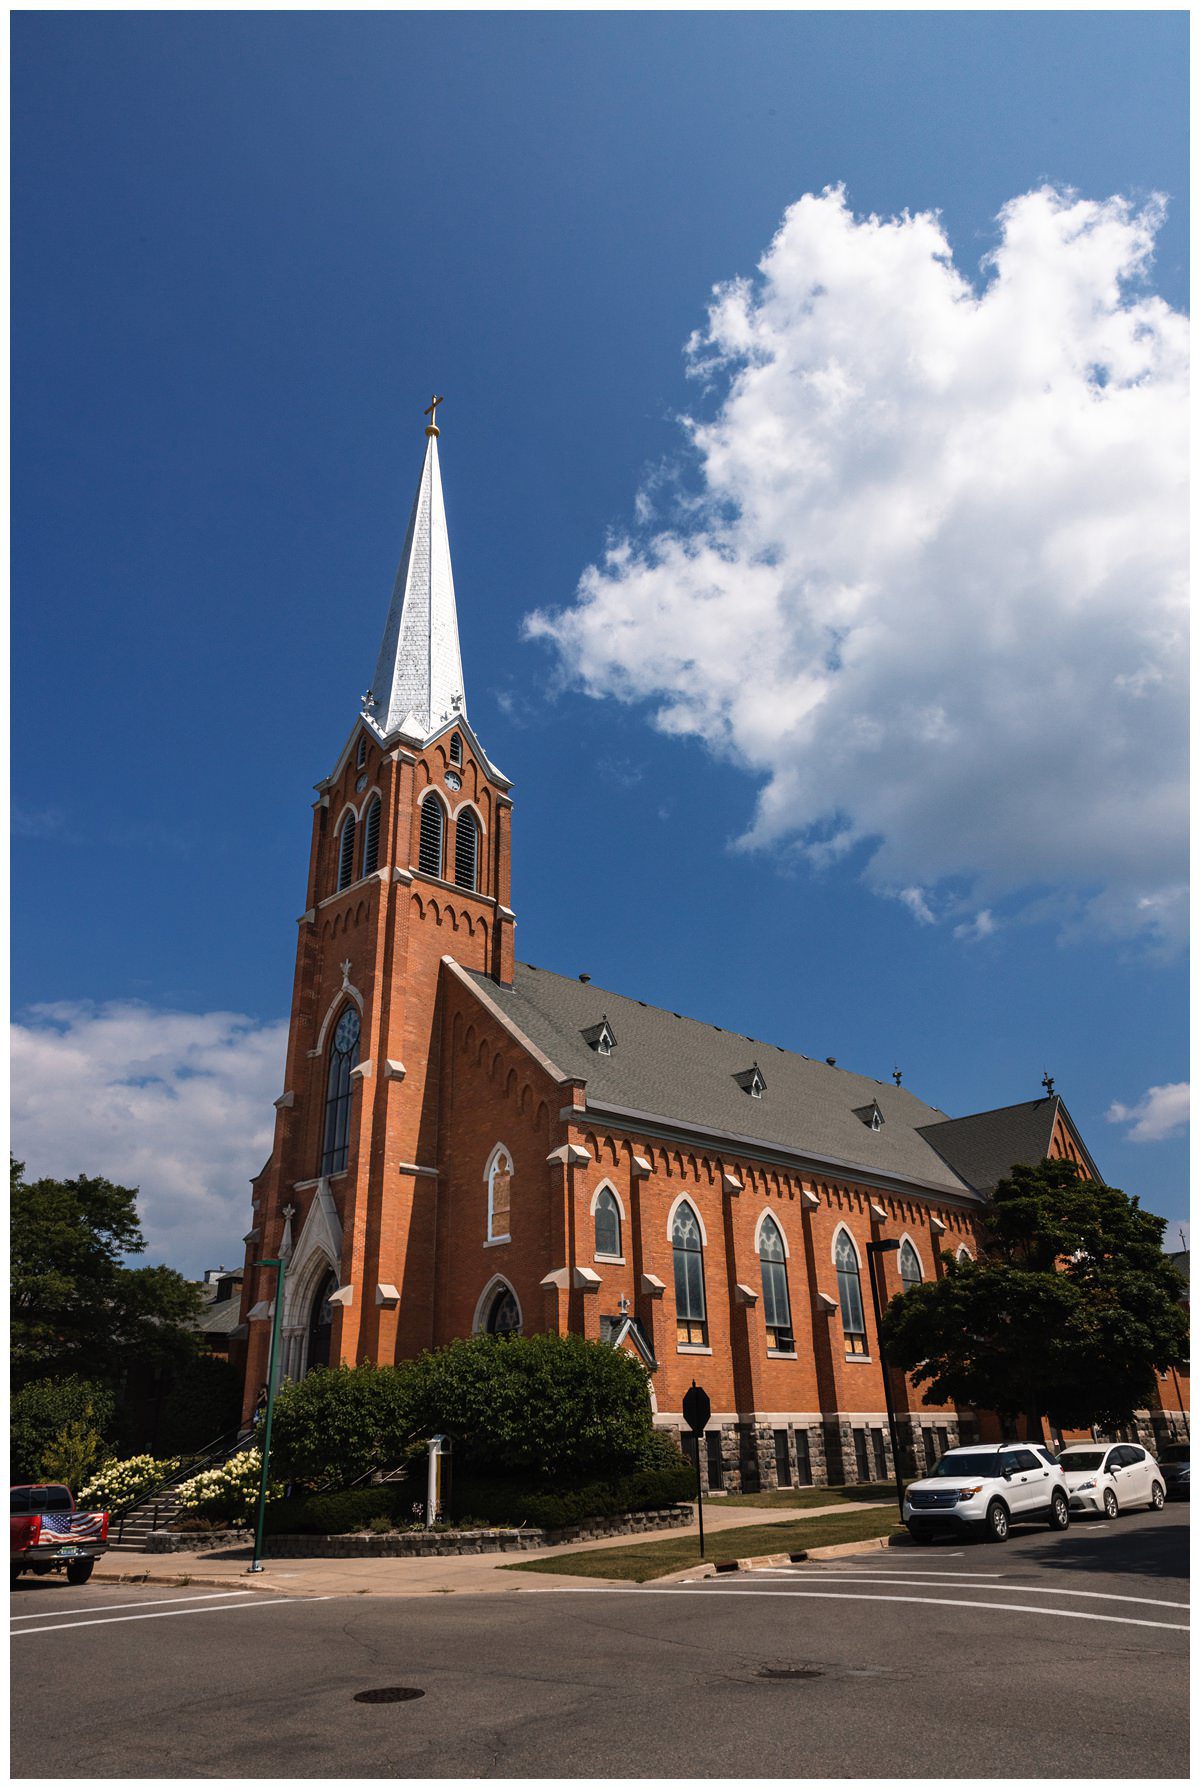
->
[904,1443,1070,1543]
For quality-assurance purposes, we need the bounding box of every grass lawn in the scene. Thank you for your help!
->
[712,1483,898,1510]
[503,1505,901,1583]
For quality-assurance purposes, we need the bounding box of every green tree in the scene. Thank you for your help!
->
[11,1377,116,1482]
[10,1158,204,1390]
[403,1332,655,1483]
[40,1421,108,1494]
[880,1159,1190,1434]
[270,1363,414,1489]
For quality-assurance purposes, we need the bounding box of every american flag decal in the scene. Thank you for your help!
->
[40,1512,105,1540]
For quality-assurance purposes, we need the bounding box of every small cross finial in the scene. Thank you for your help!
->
[617,1293,630,1316]
[282,1203,296,1221]
[340,959,352,987]
[893,1066,902,1087]
[424,393,444,437]
[1041,1070,1055,1097]
[361,688,375,712]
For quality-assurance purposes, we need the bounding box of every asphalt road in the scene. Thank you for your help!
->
[11,1504,1189,1778]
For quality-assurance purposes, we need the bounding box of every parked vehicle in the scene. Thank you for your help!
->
[1158,1441,1190,1499]
[904,1443,1070,1543]
[11,1484,110,1586]
[1056,1443,1167,1519]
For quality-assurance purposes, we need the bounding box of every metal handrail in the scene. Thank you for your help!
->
[111,1425,248,1541]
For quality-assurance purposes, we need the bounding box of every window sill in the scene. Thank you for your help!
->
[484,1235,512,1248]
[844,1353,874,1364]
[594,1254,625,1265]
[767,1350,798,1360]
[677,1344,713,1355]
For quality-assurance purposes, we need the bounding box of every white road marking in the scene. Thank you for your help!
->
[11,1591,255,1621]
[11,1595,333,1636]
[720,1573,1188,1610]
[521,1587,1187,1633]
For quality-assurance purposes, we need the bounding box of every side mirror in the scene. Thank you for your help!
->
[1001,1462,1015,1479]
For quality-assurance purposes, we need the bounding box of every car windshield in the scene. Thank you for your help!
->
[931,1451,1003,1478]
[1060,1451,1106,1472]
[1161,1444,1189,1463]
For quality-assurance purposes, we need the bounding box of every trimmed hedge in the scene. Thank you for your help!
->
[453,1461,695,1530]
[264,1486,408,1536]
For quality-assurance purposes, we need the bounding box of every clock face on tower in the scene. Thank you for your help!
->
[334,1007,361,1054]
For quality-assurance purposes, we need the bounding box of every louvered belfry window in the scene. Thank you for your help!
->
[361,797,381,877]
[454,808,478,892]
[450,731,463,767]
[337,815,357,891]
[418,798,444,879]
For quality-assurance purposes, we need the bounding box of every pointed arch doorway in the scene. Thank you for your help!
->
[306,1268,338,1373]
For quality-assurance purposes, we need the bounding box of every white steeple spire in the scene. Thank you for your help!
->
[365,401,467,740]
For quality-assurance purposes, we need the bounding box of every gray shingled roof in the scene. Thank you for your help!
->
[917,1099,1062,1194]
[468,963,974,1199]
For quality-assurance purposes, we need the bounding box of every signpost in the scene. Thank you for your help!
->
[248,1255,286,1575]
[682,1381,712,1559]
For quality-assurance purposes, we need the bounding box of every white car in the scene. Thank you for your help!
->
[904,1443,1070,1543]
[1057,1442,1167,1519]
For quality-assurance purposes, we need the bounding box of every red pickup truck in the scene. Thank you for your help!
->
[11,1484,110,1586]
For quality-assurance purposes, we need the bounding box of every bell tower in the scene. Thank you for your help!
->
[239,406,516,1412]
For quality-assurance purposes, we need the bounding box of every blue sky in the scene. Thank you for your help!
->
[12,12,1189,1272]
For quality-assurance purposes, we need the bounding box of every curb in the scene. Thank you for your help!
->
[718,1530,912,1573]
[93,1568,281,1592]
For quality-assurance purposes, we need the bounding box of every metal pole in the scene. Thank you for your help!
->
[248,1256,286,1574]
[695,1438,705,1561]
[866,1246,906,1521]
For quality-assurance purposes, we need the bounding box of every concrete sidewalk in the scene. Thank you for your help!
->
[94,1497,885,1599]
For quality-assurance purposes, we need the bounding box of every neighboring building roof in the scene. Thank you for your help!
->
[468,962,974,1199]
[916,1097,1097,1194]
[195,1298,243,1338]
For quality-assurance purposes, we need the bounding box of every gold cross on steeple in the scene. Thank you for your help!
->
[424,393,444,437]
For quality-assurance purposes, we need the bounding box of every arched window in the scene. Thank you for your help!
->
[484,1283,520,1335]
[487,1147,512,1242]
[418,796,444,879]
[337,813,357,891]
[594,1187,621,1259]
[361,796,381,877]
[834,1229,867,1356]
[356,735,368,770]
[898,1239,923,1293]
[454,808,478,892]
[321,1005,360,1175]
[672,1201,707,1347]
[759,1215,793,1351]
[956,1244,974,1264]
[306,1268,337,1373]
[449,731,463,767]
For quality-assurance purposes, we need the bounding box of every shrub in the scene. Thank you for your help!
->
[11,1377,116,1483]
[269,1364,413,1490]
[176,1449,279,1526]
[404,1332,655,1482]
[40,1422,108,1494]
[263,1485,406,1535]
[154,1355,243,1456]
[79,1454,182,1512]
[453,1459,695,1530]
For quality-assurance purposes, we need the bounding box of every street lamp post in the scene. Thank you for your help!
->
[248,1255,286,1574]
[865,1238,905,1521]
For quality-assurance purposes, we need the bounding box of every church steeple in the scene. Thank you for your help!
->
[365,403,467,741]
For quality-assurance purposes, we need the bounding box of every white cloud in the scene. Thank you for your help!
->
[898,886,936,926]
[953,909,998,944]
[1106,1081,1190,1144]
[528,186,1188,947]
[11,1001,288,1276]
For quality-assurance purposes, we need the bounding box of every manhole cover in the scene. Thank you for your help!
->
[756,1665,825,1681]
[354,1687,425,1704]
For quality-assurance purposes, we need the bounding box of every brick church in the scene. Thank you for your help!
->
[236,410,1187,1490]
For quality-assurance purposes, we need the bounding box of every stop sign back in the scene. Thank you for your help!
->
[682,1382,711,1434]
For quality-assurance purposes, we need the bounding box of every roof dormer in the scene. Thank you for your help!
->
[854,1100,885,1131]
[582,1016,617,1056]
[734,1063,767,1100]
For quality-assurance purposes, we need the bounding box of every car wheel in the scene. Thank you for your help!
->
[1103,1487,1119,1519]
[1047,1490,1070,1531]
[1150,1481,1166,1510]
[984,1499,1009,1542]
[66,1559,95,1586]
